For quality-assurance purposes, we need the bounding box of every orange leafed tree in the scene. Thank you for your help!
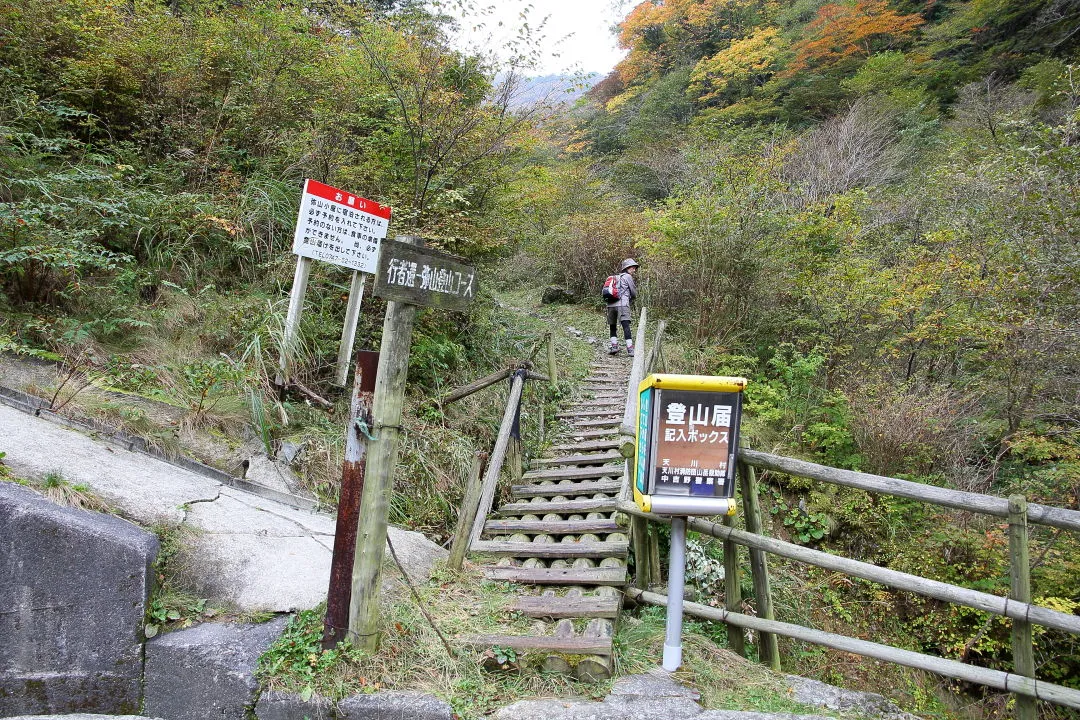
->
[787,0,924,75]
[615,0,766,84]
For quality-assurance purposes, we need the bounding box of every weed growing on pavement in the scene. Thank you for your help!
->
[26,470,111,512]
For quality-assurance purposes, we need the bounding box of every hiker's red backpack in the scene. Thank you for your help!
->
[601,274,620,302]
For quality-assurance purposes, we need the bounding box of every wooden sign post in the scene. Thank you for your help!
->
[348,237,478,653]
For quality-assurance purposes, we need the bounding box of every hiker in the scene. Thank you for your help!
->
[605,258,638,356]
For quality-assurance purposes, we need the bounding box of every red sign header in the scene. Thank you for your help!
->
[304,179,392,220]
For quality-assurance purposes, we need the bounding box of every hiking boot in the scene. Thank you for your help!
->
[608,342,620,355]
[627,345,635,357]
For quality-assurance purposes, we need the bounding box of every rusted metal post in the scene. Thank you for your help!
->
[322,350,379,649]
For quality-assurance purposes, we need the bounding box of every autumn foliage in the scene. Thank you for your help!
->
[786,0,925,75]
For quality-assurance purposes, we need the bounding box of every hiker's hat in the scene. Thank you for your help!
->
[619,258,639,271]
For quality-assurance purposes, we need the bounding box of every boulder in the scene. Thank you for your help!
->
[541,286,575,304]
[0,482,158,717]
[143,617,288,720]
[784,675,920,719]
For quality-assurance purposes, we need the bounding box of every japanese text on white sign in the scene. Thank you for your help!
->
[292,179,391,273]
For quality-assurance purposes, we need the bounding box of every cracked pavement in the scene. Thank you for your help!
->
[0,402,446,613]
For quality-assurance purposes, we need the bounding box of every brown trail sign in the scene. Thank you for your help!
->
[373,238,478,311]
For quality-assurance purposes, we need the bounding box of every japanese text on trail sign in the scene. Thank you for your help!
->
[292,179,391,273]
[635,374,746,516]
[653,390,736,497]
[373,239,477,311]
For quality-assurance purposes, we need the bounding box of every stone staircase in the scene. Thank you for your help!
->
[464,358,633,679]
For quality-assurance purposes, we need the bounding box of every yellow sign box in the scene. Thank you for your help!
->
[634,374,747,516]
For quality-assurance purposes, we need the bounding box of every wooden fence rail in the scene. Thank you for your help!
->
[616,500,1080,636]
[625,587,1080,710]
[741,450,1080,533]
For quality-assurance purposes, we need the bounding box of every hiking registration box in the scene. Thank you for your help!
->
[634,374,747,516]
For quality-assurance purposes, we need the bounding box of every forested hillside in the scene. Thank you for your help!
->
[1,0,1077,716]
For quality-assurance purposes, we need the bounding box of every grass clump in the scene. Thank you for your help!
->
[143,521,228,637]
[257,566,610,718]
[20,470,111,512]
[615,606,830,715]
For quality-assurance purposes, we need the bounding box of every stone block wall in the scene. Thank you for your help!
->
[0,482,158,716]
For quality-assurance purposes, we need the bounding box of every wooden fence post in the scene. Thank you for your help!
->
[723,513,746,658]
[469,371,527,546]
[448,452,488,571]
[648,525,662,586]
[632,516,651,590]
[739,457,781,671]
[644,320,666,376]
[1009,495,1036,720]
[347,242,419,654]
[547,331,558,385]
[507,438,523,484]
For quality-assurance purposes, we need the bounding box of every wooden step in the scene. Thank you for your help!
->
[583,394,623,402]
[509,595,620,619]
[558,428,619,440]
[533,452,623,467]
[495,498,617,516]
[563,403,624,413]
[568,418,621,429]
[522,464,623,481]
[555,409,622,419]
[459,634,612,656]
[484,519,620,535]
[511,479,621,498]
[548,439,621,453]
[583,386,624,393]
[483,565,627,586]
[471,541,628,559]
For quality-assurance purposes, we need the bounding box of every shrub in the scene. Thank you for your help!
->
[848,381,979,483]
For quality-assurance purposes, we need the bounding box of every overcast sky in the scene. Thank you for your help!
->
[441,0,630,76]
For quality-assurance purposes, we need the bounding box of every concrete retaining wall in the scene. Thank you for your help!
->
[0,482,158,716]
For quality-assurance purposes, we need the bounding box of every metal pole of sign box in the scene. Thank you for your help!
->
[663,516,688,671]
[637,373,748,673]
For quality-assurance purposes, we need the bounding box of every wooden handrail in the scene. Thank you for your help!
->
[625,587,1080,710]
[615,500,1080,636]
[741,449,1080,532]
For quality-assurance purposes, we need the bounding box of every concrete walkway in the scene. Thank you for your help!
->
[0,402,445,613]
